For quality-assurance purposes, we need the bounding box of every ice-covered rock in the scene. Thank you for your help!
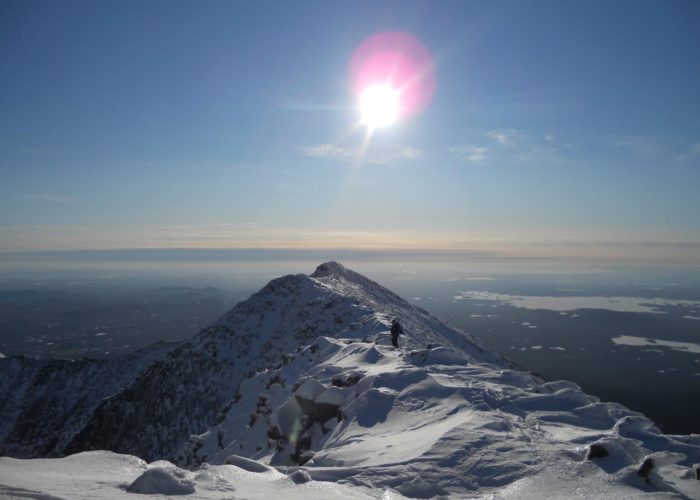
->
[225,454,272,473]
[127,466,195,495]
[288,469,312,484]
[316,386,346,406]
[295,379,326,403]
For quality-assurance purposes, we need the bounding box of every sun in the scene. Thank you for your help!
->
[359,83,401,129]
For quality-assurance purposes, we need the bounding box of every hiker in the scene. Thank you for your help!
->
[390,319,403,348]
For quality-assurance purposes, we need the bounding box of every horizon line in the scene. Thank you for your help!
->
[1,246,699,267]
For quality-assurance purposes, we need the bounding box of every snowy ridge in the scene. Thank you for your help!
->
[63,262,511,463]
[184,334,700,498]
[1,262,699,498]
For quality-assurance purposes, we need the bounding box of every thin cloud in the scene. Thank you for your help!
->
[450,128,565,165]
[608,135,700,162]
[448,146,488,162]
[608,135,667,156]
[677,142,700,162]
[2,224,699,264]
[486,128,523,146]
[25,193,77,204]
[301,144,354,160]
[300,144,423,164]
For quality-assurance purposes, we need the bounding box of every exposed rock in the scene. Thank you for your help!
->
[637,457,654,483]
[331,372,363,387]
[289,469,312,484]
[586,443,609,460]
[298,450,315,465]
[267,425,282,441]
[294,395,341,423]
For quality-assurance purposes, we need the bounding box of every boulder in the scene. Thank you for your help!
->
[127,467,195,495]
[586,443,609,460]
[289,469,312,484]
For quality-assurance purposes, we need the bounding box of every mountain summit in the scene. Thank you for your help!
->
[1,262,699,498]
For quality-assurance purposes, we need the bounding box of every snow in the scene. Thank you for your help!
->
[0,451,381,499]
[127,466,196,495]
[2,262,699,499]
[612,335,700,354]
[224,454,273,473]
[316,386,347,406]
[295,379,327,402]
[456,291,700,314]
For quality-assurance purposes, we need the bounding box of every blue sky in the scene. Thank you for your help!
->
[1,0,699,263]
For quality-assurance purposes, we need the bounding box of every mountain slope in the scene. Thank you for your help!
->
[0,340,177,458]
[183,331,700,498]
[1,262,699,498]
[60,262,508,462]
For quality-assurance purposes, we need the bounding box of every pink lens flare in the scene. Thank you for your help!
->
[350,32,436,119]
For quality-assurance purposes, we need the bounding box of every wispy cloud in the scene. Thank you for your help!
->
[300,144,423,165]
[24,193,77,204]
[3,224,699,265]
[450,128,564,165]
[608,135,700,163]
[608,135,667,156]
[485,128,524,146]
[448,146,488,162]
[677,142,700,162]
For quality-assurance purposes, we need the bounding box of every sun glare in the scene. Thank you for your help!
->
[359,84,400,129]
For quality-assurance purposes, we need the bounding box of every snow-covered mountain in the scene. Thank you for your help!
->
[1,262,699,499]
[0,340,179,458]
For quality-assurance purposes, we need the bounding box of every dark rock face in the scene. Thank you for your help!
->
[585,443,609,460]
[637,457,654,483]
[331,372,362,387]
[294,394,340,422]
[65,332,254,461]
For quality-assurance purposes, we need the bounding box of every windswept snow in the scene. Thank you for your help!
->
[1,262,699,499]
[0,451,384,499]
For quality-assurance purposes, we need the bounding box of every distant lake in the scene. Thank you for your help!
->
[1,249,699,434]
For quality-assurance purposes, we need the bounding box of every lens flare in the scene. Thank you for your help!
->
[350,32,436,128]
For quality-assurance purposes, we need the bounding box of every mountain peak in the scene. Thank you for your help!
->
[310,261,384,295]
[310,261,350,279]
